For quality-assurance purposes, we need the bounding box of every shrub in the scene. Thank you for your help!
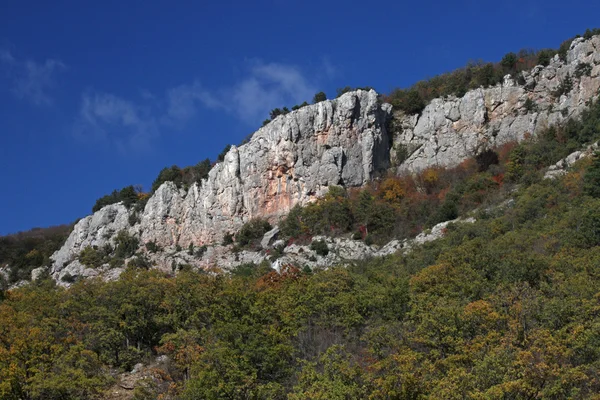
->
[114,231,139,259]
[61,273,77,283]
[310,239,329,256]
[523,98,537,113]
[236,218,272,247]
[395,144,410,165]
[536,49,555,67]
[195,245,207,258]
[127,255,151,270]
[475,149,499,172]
[312,91,327,103]
[553,73,573,97]
[222,232,234,246]
[584,152,600,198]
[145,241,161,253]
[92,185,141,213]
[79,246,110,268]
[575,63,592,78]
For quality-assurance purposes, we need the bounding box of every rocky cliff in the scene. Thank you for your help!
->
[50,34,600,282]
[51,90,393,279]
[393,35,600,172]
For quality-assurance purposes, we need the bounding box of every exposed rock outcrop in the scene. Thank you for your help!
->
[49,35,600,281]
[394,35,600,173]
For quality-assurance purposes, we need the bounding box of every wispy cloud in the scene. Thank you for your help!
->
[74,60,330,152]
[163,80,223,126]
[229,61,316,123]
[74,92,158,153]
[0,49,66,106]
[162,61,320,125]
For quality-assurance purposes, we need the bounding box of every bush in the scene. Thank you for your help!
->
[312,91,327,103]
[92,185,141,213]
[553,73,573,97]
[575,63,592,78]
[310,239,329,256]
[222,233,234,246]
[584,152,600,198]
[475,149,499,172]
[524,98,537,113]
[195,245,207,258]
[145,241,161,253]
[79,245,111,268]
[114,231,139,259]
[236,219,272,247]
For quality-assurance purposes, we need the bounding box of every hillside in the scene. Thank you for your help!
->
[37,32,600,284]
[3,30,600,399]
[3,119,600,397]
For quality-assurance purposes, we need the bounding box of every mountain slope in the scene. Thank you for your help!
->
[45,34,600,283]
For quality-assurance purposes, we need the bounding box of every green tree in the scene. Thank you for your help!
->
[312,91,327,103]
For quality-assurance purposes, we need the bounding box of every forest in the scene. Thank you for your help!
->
[2,29,600,400]
[2,97,600,398]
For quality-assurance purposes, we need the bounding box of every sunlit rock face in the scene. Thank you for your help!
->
[394,35,600,173]
[50,35,600,279]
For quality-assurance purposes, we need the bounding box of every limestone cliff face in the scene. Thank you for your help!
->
[394,35,600,172]
[51,90,392,278]
[138,89,392,247]
[50,35,600,280]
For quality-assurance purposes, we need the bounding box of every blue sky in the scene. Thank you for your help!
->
[1,0,599,235]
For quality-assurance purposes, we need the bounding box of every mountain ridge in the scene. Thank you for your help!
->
[31,33,600,283]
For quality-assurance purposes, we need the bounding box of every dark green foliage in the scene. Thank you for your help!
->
[312,91,327,103]
[310,239,329,256]
[583,28,600,40]
[195,245,207,258]
[79,245,112,268]
[536,49,554,66]
[114,230,139,259]
[222,232,234,246]
[395,144,410,165]
[262,118,271,126]
[151,159,212,193]
[145,240,161,253]
[291,101,309,111]
[523,97,537,112]
[500,52,517,72]
[553,73,573,97]
[92,185,141,212]
[236,218,272,247]
[475,149,499,172]
[388,89,426,115]
[575,62,592,78]
[127,255,151,270]
[61,272,77,283]
[152,166,182,192]
[269,107,288,120]
[584,152,600,198]
[0,224,72,283]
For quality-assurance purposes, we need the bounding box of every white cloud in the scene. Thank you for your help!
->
[75,92,158,153]
[0,49,66,106]
[73,60,329,152]
[164,80,223,126]
[162,61,320,125]
[229,62,316,123]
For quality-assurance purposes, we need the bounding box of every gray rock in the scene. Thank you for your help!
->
[31,267,46,281]
[545,141,599,179]
[49,34,600,280]
[395,35,600,174]
[261,226,280,249]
